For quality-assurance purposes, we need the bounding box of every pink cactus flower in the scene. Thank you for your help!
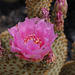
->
[42,7,50,22]
[8,17,57,62]
[54,0,68,18]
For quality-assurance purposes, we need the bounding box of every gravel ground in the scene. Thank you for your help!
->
[0,0,27,33]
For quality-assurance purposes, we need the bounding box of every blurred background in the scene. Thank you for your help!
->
[0,0,75,61]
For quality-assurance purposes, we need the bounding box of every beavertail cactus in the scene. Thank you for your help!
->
[59,61,75,75]
[0,28,67,75]
[0,0,68,75]
[25,0,52,18]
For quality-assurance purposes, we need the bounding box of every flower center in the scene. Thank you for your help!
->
[24,34,42,47]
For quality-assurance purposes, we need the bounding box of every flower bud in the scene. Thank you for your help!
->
[54,11,64,32]
[53,0,68,18]
[41,7,50,22]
